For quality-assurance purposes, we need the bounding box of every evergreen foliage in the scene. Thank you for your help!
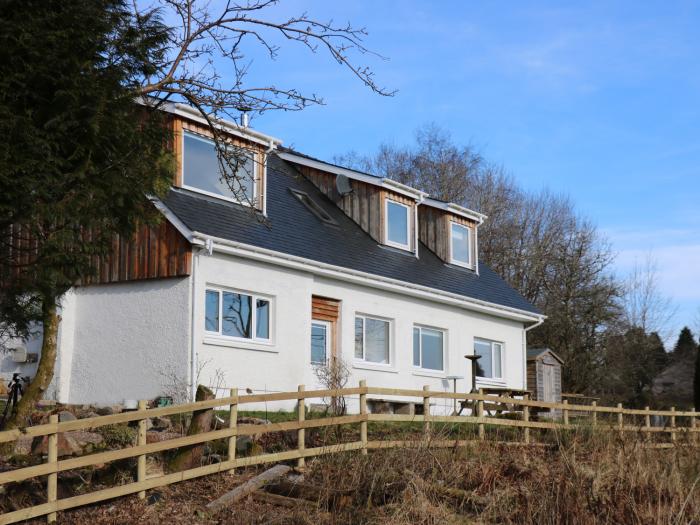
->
[0,0,173,427]
[671,327,696,361]
[694,341,700,410]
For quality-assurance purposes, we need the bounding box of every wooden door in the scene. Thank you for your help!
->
[311,296,340,362]
[542,363,555,402]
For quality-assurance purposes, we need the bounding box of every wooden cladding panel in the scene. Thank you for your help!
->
[418,206,476,263]
[80,220,191,286]
[300,166,419,248]
[172,116,266,210]
[311,296,340,322]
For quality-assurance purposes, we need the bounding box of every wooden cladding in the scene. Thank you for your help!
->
[311,296,340,322]
[419,206,476,264]
[80,220,191,286]
[299,166,416,250]
[171,116,266,210]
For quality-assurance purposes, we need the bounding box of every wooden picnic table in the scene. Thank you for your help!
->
[458,387,533,416]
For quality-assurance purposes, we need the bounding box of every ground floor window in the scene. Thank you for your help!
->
[354,315,391,364]
[473,338,503,379]
[412,326,445,371]
[205,287,271,342]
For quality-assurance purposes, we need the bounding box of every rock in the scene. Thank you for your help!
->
[238,416,271,425]
[235,435,262,456]
[146,431,183,444]
[150,416,172,431]
[96,406,118,416]
[31,431,104,457]
[13,436,33,455]
[58,410,77,422]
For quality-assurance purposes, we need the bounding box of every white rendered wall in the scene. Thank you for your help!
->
[56,277,191,405]
[193,251,527,415]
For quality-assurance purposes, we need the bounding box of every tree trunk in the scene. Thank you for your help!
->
[167,384,215,472]
[3,297,59,432]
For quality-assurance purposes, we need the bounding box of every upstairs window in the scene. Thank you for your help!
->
[385,199,410,250]
[205,287,271,342]
[450,222,472,268]
[474,338,503,380]
[183,131,256,204]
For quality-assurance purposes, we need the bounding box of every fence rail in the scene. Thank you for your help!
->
[0,382,698,524]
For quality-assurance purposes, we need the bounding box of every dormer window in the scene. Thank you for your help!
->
[449,221,472,268]
[182,131,257,205]
[385,199,410,250]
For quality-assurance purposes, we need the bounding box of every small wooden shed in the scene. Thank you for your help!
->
[526,348,564,408]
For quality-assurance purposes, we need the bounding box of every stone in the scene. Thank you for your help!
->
[13,436,33,455]
[237,416,271,425]
[149,416,172,431]
[146,431,183,444]
[31,431,104,457]
[96,406,118,416]
[58,410,77,422]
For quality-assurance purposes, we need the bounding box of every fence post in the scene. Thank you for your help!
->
[423,385,431,436]
[228,388,238,471]
[477,388,485,441]
[562,399,569,426]
[522,393,530,445]
[617,403,624,439]
[137,400,148,499]
[46,414,58,523]
[692,413,697,445]
[297,385,305,469]
[359,380,368,455]
[591,401,597,427]
[644,406,651,442]
[670,406,676,444]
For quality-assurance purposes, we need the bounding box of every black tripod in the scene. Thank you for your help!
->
[0,373,27,430]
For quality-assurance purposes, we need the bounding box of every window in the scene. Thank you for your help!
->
[183,131,256,204]
[290,189,338,225]
[413,326,445,371]
[354,315,390,364]
[473,338,503,380]
[204,288,271,342]
[385,199,410,249]
[450,222,472,267]
[310,321,330,364]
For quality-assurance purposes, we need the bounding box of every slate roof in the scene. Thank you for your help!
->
[162,153,541,317]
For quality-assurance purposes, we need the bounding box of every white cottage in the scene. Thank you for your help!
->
[3,103,544,412]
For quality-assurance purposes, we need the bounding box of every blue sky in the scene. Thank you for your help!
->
[230,1,699,342]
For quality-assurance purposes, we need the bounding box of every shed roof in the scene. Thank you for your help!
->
[527,347,564,363]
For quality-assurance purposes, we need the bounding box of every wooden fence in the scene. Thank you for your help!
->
[0,382,698,524]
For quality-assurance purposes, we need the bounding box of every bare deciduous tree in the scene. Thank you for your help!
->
[339,124,622,394]
[622,254,676,340]
[135,0,394,209]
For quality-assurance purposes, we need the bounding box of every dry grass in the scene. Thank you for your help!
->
[6,427,700,524]
[297,429,700,525]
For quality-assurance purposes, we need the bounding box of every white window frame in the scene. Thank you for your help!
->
[412,325,446,372]
[474,338,504,381]
[449,221,473,268]
[310,320,331,364]
[204,286,272,343]
[384,198,411,250]
[181,130,258,206]
[354,314,392,366]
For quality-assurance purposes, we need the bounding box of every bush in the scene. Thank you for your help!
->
[97,424,136,449]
